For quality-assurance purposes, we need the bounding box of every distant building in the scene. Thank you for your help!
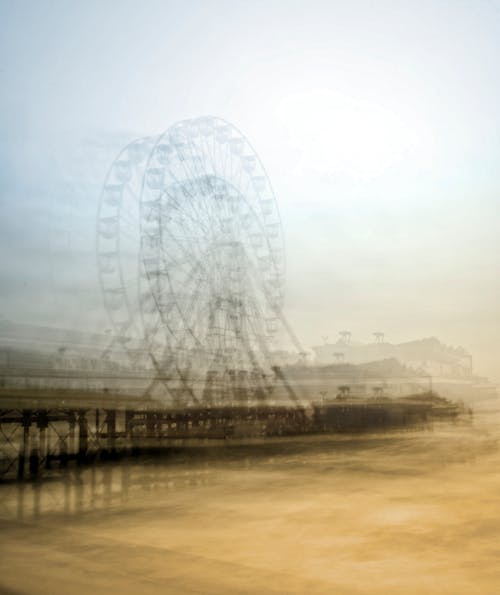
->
[269,350,304,367]
[312,337,473,378]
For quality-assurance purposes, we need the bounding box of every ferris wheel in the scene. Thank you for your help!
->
[140,117,286,404]
[97,136,160,363]
[98,116,295,405]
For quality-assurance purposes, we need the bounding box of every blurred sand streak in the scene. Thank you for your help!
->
[1,409,499,594]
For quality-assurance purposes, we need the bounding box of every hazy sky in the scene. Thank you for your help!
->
[1,0,499,379]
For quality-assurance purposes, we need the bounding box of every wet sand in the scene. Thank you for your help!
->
[1,409,500,594]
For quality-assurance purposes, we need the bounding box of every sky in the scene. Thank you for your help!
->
[0,0,499,380]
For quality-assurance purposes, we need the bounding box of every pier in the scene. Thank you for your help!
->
[0,390,461,481]
[0,401,312,480]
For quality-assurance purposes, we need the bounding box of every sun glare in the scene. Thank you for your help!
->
[276,89,433,179]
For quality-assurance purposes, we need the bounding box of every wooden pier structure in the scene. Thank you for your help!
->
[0,403,311,480]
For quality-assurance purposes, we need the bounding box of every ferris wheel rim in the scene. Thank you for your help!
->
[96,136,158,345]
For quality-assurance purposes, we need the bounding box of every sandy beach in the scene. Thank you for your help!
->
[1,408,499,594]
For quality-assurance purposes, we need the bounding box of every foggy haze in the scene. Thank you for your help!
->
[1,0,499,380]
[2,4,500,594]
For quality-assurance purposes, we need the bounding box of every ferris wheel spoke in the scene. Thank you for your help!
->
[164,162,198,203]
[175,160,199,197]
[172,143,206,201]
[198,130,218,178]
[219,139,230,187]
[169,198,211,237]
[178,137,204,182]
[180,278,209,335]
[162,230,206,266]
